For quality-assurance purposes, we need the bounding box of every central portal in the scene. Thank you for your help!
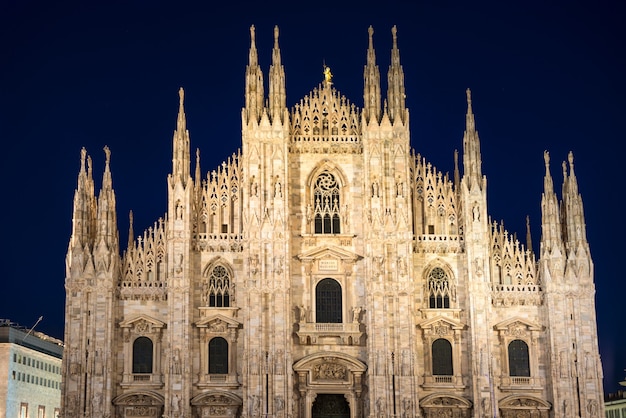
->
[311,394,350,418]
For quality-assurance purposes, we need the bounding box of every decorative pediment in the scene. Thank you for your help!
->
[293,352,367,393]
[499,394,551,416]
[119,314,166,333]
[112,391,164,406]
[297,245,361,262]
[190,390,242,406]
[420,393,472,407]
[494,317,543,333]
[196,314,241,332]
[418,316,466,336]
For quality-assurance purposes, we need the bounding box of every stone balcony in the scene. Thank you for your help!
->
[296,321,363,346]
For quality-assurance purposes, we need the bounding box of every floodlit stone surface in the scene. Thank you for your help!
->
[61,25,603,418]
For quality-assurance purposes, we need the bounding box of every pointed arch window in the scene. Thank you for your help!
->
[508,339,530,377]
[132,337,153,374]
[313,171,341,234]
[207,265,231,307]
[315,278,342,323]
[432,338,453,376]
[208,337,228,374]
[428,267,451,309]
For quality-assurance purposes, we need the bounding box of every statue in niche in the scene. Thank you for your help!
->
[274,176,282,198]
[171,393,181,416]
[351,306,362,323]
[372,179,379,197]
[472,202,480,221]
[250,176,258,197]
[298,305,308,322]
[171,348,181,375]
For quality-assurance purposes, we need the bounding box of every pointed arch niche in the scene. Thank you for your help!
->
[293,352,367,418]
[304,161,352,240]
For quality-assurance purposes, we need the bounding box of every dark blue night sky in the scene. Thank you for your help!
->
[1,0,624,395]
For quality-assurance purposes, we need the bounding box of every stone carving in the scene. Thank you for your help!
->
[171,348,181,374]
[313,361,347,380]
[351,306,362,323]
[586,399,598,417]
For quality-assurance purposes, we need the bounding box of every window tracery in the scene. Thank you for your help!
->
[428,267,452,309]
[202,264,233,307]
[313,172,341,234]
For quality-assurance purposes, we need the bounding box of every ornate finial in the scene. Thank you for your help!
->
[391,25,397,47]
[466,88,472,106]
[368,25,374,48]
[250,25,255,43]
[129,210,133,225]
[568,151,575,176]
[103,145,111,165]
[178,87,184,105]
[274,25,279,48]
[323,64,333,84]
[543,150,550,166]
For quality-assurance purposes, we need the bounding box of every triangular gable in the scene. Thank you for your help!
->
[418,316,465,331]
[196,313,241,329]
[296,245,362,262]
[119,314,166,329]
[494,317,543,332]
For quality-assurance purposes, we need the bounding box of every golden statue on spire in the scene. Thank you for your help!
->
[323,64,333,84]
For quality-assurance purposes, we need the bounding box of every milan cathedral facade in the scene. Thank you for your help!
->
[61,25,604,418]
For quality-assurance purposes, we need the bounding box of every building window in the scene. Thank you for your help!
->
[316,278,342,323]
[208,337,228,374]
[432,338,453,375]
[132,336,153,374]
[428,267,451,308]
[20,403,28,418]
[313,171,341,234]
[38,405,45,418]
[207,265,231,307]
[508,339,530,377]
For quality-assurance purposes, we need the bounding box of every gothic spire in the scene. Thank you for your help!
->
[269,25,286,125]
[561,151,589,252]
[95,146,119,245]
[386,25,406,124]
[70,147,96,248]
[540,150,563,256]
[127,210,134,251]
[526,215,533,255]
[462,89,483,190]
[172,87,191,186]
[363,25,381,124]
[244,24,264,125]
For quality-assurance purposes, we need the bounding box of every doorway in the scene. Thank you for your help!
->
[311,394,350,418]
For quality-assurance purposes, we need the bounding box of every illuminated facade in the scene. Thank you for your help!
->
[62,25,604,417]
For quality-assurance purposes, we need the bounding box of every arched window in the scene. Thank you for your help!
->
[207,265,231,307]
[432,338,453,376]
[132,337,153,374]
[313,172,341,234]
[208,337,228,374]
[315,278,342,323]
[508,339,530,377]
[428,267,451,309]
